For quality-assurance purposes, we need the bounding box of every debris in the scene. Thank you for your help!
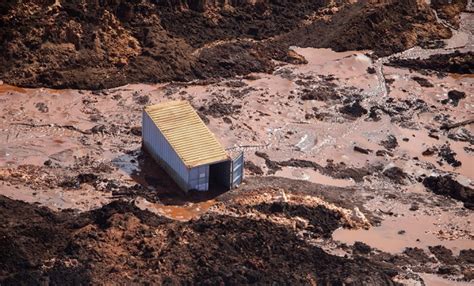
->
[423,175,473,209]
[411,76,434,88]
[354,146,372,154]
[440,119,474,131]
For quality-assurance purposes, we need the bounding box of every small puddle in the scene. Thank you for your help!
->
[332,212,473,254]
[0,84,27,94]
[135,197,216,221]
[276,167,354,187]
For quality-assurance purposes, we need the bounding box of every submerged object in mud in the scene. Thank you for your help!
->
[142,101,244,192]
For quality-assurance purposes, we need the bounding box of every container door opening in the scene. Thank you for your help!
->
[209,160,232,191]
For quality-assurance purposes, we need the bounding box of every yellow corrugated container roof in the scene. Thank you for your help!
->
[145,100,229,168]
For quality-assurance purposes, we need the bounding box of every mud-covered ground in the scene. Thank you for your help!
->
[0,0,473,285]
[0,0,459,89]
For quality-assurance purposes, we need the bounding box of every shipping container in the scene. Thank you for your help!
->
[142,101,244,192]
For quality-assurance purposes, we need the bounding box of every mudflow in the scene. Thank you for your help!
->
[0,0,473,285]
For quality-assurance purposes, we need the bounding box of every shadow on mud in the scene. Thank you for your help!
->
[111,148,231,205]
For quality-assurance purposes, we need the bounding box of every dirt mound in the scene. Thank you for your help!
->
[0,0,454,89]
[431,0,468,28]
[275,0,451,57]
[389,51,474,74]
[0,195,399,285]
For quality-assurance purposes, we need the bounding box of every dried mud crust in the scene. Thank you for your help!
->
[0,195,399,285]
[0,0,457,89]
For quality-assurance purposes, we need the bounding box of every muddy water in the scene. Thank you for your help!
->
[0,84,27,94]
[0,35,472,274]
[333,207,473,254]
[135,197,216,221]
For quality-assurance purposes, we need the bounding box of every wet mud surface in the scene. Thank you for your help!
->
[0,1,473,285]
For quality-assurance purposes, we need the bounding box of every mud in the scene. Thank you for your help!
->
[0,0,458,89]
[0,194,400,285]
[389,51,474,74]
[0,5,473,282]
[423,175,474,209]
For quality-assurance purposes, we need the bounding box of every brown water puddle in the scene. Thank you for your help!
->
[397,123,473,179]
[0,84,27,94]
[135,197,216,221]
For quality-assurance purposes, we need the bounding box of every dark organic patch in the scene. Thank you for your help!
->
[423,175,473,208]
[411,76,434,88]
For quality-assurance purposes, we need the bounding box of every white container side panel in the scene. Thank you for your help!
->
[142,111,189,191]
[188,165,209,191]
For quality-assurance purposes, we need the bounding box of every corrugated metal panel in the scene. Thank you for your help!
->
[142,111,189,191]
[188,165,209,191]
[231,152,244,188]
[145,101,229,168]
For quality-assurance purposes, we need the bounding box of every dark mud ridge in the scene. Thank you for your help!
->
[423,175,474,209]
[0,195,398,285]
[389,51,474,74]
[0,0,460,89]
